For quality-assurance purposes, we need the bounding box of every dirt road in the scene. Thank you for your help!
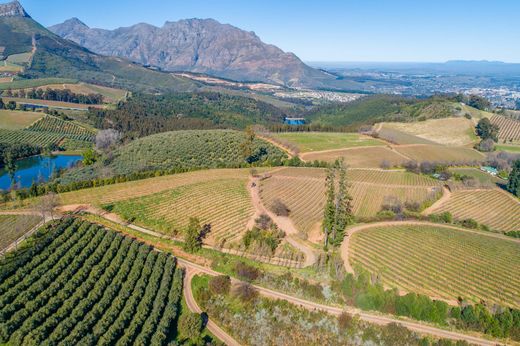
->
[247,176,318,267]
[183,270,242,346]
[179,258,500,346]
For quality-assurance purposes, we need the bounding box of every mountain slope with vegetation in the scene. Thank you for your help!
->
[0,3,198,93]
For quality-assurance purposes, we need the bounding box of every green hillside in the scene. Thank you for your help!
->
[57,129,288,184]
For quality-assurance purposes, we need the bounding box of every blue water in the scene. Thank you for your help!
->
[0,155,82,190]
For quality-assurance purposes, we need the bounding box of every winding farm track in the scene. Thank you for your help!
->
[340,220,520,274]
[180,258,500,346]
[248,175,318,267]
[422,185,452,215]
[183,270,242,346]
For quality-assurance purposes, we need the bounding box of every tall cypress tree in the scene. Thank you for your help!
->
[323,166,336,250]
[507,160,520,197]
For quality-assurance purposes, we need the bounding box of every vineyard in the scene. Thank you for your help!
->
[378,118,477,146]
[271,132,384,152]
[55,168,251,206]
[59,130,287,184]
[349,224,520,308]
[301,146,408,168]
[377,126,437,145]
[490,115,520,142]
[109,178,254,246]
[430,189,520,232]
[27,116,95,141]
[0,214,41,251]
[394,144,485,163]
[0,218,184,345]
[260,168,441,235]
[0,129,63,147]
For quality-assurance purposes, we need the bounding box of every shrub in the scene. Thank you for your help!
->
[233,282,258,303]
[209,275,231,296]
[270,199,290,217]
[234,262,261,282]
[461,218,479,229]
[338,311,355,331]
[179,312,203,342]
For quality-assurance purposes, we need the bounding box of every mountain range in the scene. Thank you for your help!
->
[49,17,334,88]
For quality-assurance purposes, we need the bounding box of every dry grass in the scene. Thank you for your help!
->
[379,117,478,146]
[0,110,44,130]
[349,224,520,307]
[302,146,408,168]
[394,144,485,163]
[431,189,520,232]
[54,169,252,206]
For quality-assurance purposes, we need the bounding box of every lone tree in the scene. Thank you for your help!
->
[507,160,520,197]
[322,159,354,250]
[476,118,499,142]
[179,312,203,343]
[183,217,211,253]
[95,129,121,153]
[241,126,256,163]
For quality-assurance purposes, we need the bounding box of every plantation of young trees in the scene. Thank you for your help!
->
[0,218,184,345]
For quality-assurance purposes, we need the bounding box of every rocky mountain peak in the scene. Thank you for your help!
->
[0,1,29,18]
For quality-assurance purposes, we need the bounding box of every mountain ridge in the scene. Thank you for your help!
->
[49,17,335,88]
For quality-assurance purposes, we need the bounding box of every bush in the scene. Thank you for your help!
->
[233,282,258,303]
[209,275,231,296]
[234,262,261,282]
[179,312,203,342]
[461,218,479,229]
[270,199,290,217]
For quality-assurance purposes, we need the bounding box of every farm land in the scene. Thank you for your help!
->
[0,110,43,130]
[271,132,385,152]
[491,114,520,143]
[349,224,520,308]
[0,214,41,251]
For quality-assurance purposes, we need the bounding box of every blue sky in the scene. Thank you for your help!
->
[14,0,520,63]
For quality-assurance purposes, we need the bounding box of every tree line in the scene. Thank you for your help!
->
[2,88,104,105]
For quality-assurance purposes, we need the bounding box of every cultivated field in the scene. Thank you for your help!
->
[260,168,441,235]
[0,78,78,91]
[27,116,95,141]
[0,129,63,147]
[449,168,502,187]
[377,125,437,145]
[349,224,520,308]
[378,117,478,146]
[430,189,520,232]
[271,132,385,152]
[302,146,408,168]
[394,144,485,163]
[55,169,252,206]
[0,214,41,251]
[490,115,520,143]
[6,52,32,65]
[0,218,184,345]
[110,178,254,246]
[0,110,43,130]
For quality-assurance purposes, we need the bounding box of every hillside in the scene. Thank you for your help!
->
[56,130,288,184]
[0,2,198,93]
[49,17,334,89]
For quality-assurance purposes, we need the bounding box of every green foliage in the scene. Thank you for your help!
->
[58,130,287,184]
[322,159,354,248]
[507,160,520,197]
[88,92,288,138]
[476,118,499,142]
[82,148,97,166]
[179,312,203,343]
[0,218,184,345]
[183,217,207,253]
[466,95,491,111]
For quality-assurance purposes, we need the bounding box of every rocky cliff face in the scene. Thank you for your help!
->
[50,18,333,88]
[0,1,29,17]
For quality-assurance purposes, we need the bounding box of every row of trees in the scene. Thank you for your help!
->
[475,118,500,152]
[507,160,520,197]
[2,88,104,105]
[323,159,354,249]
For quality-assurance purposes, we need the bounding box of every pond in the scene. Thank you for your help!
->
[0,154,82,190]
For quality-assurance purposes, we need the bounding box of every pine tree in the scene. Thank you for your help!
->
[333,159,354,246]
[507,160,520,197]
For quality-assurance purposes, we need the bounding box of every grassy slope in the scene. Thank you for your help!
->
[349,224,520,307]
[0,214,41,251]
[272,132,385,152]
[0,110,43,129]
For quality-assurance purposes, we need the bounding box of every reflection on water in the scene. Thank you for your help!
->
[0,155,82,190]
